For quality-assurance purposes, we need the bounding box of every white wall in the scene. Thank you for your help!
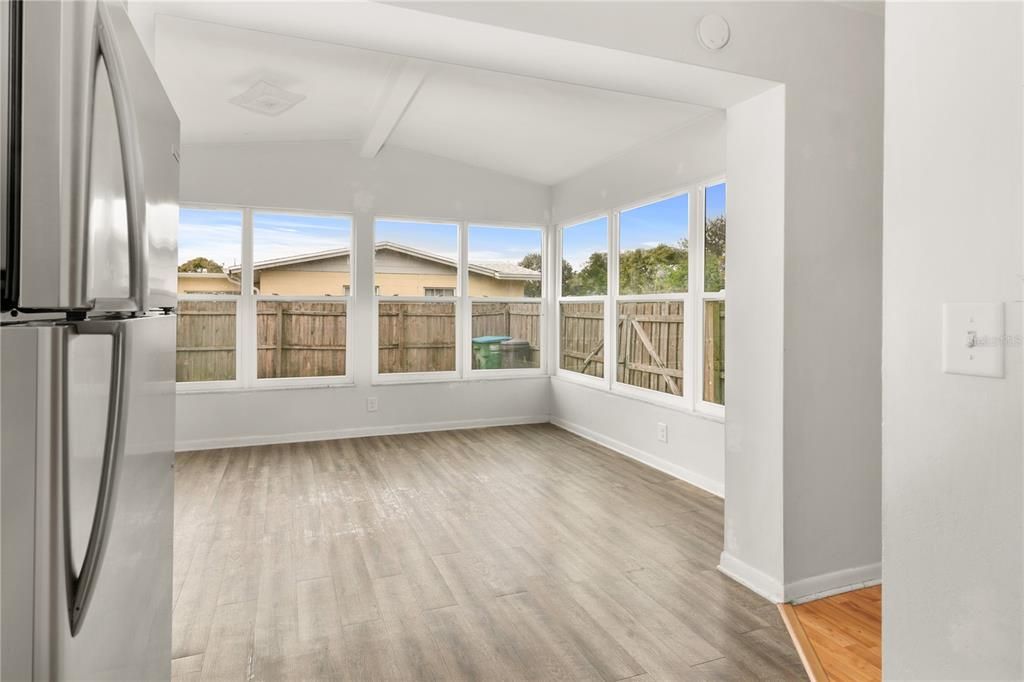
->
[548,111,727,495]
[176,141,552,450]
[721,86,787,597]
[551,112,726,223]
[407,0,884,602]
[883,3,1023,678]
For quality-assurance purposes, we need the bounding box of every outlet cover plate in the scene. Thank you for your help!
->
[942,302,1004,378]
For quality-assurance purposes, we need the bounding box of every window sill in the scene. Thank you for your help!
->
[550,374,725,423]
[177,379,354,395]
[370,371,548,387]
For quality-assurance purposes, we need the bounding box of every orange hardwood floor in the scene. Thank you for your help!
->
[779,586,882,682]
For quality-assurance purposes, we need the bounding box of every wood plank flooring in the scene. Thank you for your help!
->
[782,587,881,682]
[173,424,805,681]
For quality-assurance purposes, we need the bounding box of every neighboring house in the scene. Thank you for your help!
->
[176,241,540,296]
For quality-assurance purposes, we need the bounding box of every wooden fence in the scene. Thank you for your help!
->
[703,300,725,404]
[176,300,237,382]
[615,301,684,396]
[559,302,605,378]
[378,301,456,373]
[256,301,346,378]
[178,299,715,391]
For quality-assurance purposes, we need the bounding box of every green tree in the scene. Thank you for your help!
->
[178,256,224,273]
[703,215,726,292]
[619,242,688,294]
[564,251,608,296]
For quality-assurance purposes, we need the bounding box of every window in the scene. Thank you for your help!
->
[176,208,242,383]
[701,182,726,406]
[615,194,688,397]
[561,217,608,297]
[176,207,352,388]
[468,225,544,371]
[557,180,725,413]
[253,211,351,380]
[558,216,608,378]
[374,219,459,375]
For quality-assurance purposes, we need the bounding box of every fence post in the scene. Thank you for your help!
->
[275,305,284,378]
[397,306,406,373]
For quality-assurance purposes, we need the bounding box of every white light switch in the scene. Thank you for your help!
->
[942,302,1004,378]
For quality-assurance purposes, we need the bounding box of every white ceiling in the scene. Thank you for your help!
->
[152,9,718,185]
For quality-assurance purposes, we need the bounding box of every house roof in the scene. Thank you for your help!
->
[226,241,541,280]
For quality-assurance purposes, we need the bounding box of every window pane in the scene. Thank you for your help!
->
[177,208,242,295]
[471,302,541,370]
[375,220,459,296]
[378,301,456,373]
[561,217,608,296]
[704,182,726,293]
[253,212,351,296]
[176,300,236,382]
[703,299,725,404]
[468,225,543,298]
[559,301,604,378]
[257,301,346,379]
[619,194,688,295]
[616,301,684,396]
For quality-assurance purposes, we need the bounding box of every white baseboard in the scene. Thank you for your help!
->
[718,551,785,603]
[550,417,724,497]
[786,562,882,604]
[717,552,882,605]
[175,415,548,452]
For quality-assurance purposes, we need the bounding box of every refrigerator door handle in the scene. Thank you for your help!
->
[95,1,148,313]
[62,319,131,637]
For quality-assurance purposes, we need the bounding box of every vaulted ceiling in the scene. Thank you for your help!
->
[151,6,717,186]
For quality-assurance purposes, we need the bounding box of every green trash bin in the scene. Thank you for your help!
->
[472,335,511,369]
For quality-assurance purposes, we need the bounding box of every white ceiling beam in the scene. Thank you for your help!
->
[360,58,429,159]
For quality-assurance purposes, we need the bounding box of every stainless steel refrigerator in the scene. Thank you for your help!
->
[1,0,179,679]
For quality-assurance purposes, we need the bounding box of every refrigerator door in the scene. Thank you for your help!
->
[1,314,174,680]
[8,0,179,314]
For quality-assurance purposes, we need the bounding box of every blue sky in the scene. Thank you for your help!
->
[562,216,609,269]
[180,183,723,271]
[253,212,351,264]
[706,182,726,221]
[179,208,243,268]
[469,225,542,265]
[619,193,689,254]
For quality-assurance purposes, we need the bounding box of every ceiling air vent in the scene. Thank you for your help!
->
[229,80,305,117]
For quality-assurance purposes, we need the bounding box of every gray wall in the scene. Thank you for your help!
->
[883,2,1023,678]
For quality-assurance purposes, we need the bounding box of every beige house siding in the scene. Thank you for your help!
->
[179,246,534,297]
[259,270,351,296]
[178,273,241,294]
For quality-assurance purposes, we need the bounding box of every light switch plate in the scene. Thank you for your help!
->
[942,302,1004,378]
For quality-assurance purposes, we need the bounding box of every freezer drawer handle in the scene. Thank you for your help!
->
[95,1,148,312]
[62,319,131,637]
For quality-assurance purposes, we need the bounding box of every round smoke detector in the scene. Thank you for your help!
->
[697,14,731,51]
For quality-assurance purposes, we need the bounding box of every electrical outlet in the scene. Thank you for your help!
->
[366,397,379,412]
[657,422,667,443]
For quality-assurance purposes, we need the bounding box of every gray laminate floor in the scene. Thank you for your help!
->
[172,424,805,681]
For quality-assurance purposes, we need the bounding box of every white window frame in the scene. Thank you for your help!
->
[553,177,725,417]
[696,178,727,417]
[176,204,354,392]
[555,212,612,390]
[175,203,246,393]
[175,293,244,391]
[464,222,547,380]
[372,216,462,385]
[611,191,691,410]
